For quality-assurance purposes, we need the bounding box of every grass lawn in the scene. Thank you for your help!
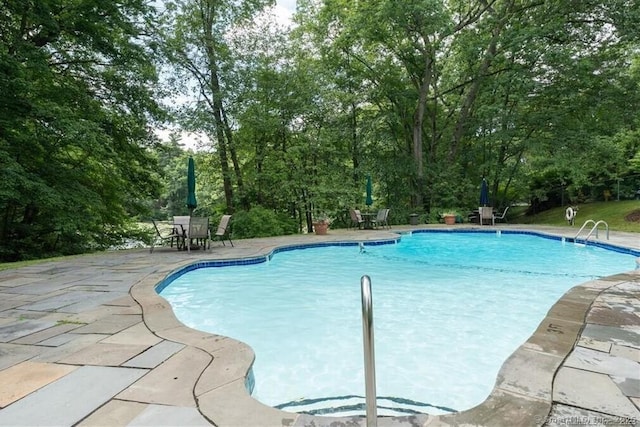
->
[513,200,640,233]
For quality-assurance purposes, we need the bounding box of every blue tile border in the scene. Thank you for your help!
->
[409,229,640,257]
[155,238,401,293]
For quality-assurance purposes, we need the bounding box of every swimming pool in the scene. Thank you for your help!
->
[158,231,638,416]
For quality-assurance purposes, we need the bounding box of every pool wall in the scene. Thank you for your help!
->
[141,229,640,426]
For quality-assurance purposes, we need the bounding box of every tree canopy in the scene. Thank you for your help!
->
[0,0,165,260]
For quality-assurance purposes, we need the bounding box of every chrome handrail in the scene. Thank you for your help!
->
[361,275,377,426]
[574,219,596,240]
[585,220,609,241]
[575,219,609,241]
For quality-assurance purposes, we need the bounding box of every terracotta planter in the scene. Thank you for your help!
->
[313,222,329,235]
[443,215,456,225]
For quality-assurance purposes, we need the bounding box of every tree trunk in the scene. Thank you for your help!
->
[351,100,359,190]
[200,1,234,212]
[449,1,509,162]
[411,48,434,209]
[222,108,248,209]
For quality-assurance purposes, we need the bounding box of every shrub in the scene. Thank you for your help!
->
[229,206,297,239]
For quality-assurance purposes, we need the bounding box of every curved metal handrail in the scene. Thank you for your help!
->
[585,220,609,241]
[575,219,609,242]
[574,219,596,240]
[361,275,378,426]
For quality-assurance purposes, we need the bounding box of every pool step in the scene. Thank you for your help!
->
[274,394,456,417]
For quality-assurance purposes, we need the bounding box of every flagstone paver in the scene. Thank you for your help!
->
[0,343,43,371]
[122,340,185,369]
[116,346,211,407]
[0,361,77,408]
[101,322,162,346]
[76,400,148,427]
[58,291,130,313]
[10,323,82,345]
[0,225,637,426]
[612,376,640,398]
[564,346,640,379]
[611,344,640,362]
[126,405,211,427]
[553,367,640,420]
[31,333,107,363]
[71,314,142,335]
[0,299,28,312]
[0,365,147,426]
[0,276,44,287]
[16,291,105,312]
[581,323,640,348]
[0,319,57,342]
[577,336,612,353]
[58,342,150,366]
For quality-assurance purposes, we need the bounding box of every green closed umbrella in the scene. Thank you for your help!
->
[365,175,373,207]
[187,157,197,215]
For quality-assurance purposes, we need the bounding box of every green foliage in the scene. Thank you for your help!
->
[421,212,441,225]
[229,206,297,239]
[3,0,639,262]
[0,0,164,261]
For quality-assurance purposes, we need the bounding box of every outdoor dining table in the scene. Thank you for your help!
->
[361,212,376,229]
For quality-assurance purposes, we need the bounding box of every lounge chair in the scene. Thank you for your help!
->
[479,207,494,225]
[150,219,184,253]
[372,208,390,229]
[186,217,210,252]
[493,206,509,223]
[214,215,233,246]
[350,209,364,230]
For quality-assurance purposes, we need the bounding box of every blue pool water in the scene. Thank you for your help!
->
[159,231,637,416]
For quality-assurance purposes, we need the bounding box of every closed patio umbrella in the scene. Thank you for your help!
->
[365,175,373,207]
[187,157,197,216]
[480,177,489,207]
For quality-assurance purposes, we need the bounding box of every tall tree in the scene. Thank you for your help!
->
[160,0,274,213]
[0,0,164,261]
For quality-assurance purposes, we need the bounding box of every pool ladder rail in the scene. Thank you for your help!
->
[361,275,378,427]
[574,219,609,242]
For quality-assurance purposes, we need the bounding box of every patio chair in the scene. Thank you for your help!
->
[349,209,364,230]
[150,219,184,253]
[186,217,210,252]
[214,214,233,247]
[479,207,494,225]
[493,206,509,223]
[172,216,191,238]
[372,208,390,230]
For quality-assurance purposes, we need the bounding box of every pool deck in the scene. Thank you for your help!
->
[0,224,638,427]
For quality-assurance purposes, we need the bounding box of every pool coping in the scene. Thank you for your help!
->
[135,228,640,426]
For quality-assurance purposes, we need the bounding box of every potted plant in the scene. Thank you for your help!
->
[313,215,331,235]
[442,211,457,225]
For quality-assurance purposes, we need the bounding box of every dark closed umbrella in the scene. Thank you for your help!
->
[187,157,197,215]
[365,175,373,207]
[480,177,489,207]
